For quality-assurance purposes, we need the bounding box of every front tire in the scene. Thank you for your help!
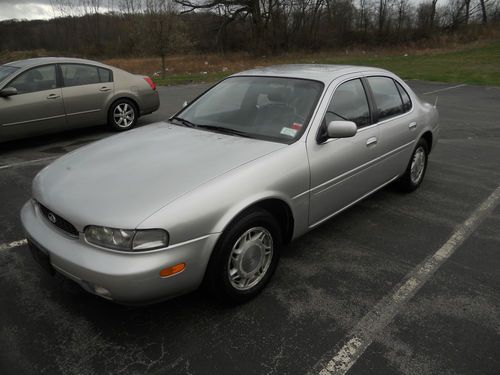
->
[108,99,138,131]
[204,208,282,305]
[397,138,429,192]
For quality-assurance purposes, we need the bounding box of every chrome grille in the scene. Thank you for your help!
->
[38,203,79,237]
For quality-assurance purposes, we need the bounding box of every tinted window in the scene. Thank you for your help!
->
[62,64,100,87]
[325,79,371,128]
[395,81,412,112]
[0,65,19,82]
[9,65,57,94]
[367,76,404,121]
[98,67,112,82]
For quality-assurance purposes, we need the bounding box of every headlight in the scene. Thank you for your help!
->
[84,226,169,252]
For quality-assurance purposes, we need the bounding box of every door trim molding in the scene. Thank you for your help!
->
[2,114,66,127]
[309,174,400,229]
[66,108,101,117]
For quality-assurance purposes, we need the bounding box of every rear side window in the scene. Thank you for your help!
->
[9,65,57,94]
[325,79,371,128]
[367,76,405,121]
[98,68,112,83]
[395,81,412,112]
[61,64,101,87]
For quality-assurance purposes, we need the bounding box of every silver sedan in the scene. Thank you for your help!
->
[0,57,159,142]
[21,65,439,304]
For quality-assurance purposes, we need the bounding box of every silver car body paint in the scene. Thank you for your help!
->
[21,65,439,303]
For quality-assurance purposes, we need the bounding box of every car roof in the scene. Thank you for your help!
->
[232,64,391,84]
[3,57,110,69]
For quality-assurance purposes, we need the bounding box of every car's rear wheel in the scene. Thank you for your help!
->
[108,99,138,131]
[397,138,429,192]
[204,208,281,304]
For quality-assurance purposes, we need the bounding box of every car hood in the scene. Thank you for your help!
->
[33,123,286,229]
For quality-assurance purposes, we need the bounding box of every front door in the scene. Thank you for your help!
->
[0,64,66,141]
[307,78,386,227]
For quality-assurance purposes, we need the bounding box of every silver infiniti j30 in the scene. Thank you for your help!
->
[0,57,159,142]
[21,65,439,304]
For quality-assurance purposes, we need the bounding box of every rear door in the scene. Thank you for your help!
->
[0,64,66,141]
[59,64,114,128]
[365,76,417,180]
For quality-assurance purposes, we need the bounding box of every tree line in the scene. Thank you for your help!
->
[0,0,499,60]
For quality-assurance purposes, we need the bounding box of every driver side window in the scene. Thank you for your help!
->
[325,79,371,128]
[9,65,57,94]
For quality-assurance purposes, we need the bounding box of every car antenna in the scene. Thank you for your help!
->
[434,96,439,108]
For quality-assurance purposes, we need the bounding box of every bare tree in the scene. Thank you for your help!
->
[479,0,488,23]
[145,0,177,77]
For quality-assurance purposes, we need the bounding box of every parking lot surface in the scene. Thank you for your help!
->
[1,80,499,375]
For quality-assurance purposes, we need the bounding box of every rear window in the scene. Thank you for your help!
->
[98,68,112,83]
[0,65,19,82]
[395,81,412,112]
[367,76,405,121]
[61,64,111,87]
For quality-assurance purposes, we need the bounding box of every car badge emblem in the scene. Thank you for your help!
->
[48,212,57,224]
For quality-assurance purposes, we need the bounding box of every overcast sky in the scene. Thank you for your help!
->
[0,0,55,20]
[0,0,116,21]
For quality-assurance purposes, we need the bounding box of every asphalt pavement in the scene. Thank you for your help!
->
[0,80,499,375]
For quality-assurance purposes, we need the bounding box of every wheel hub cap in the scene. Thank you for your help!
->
[113,103,134,128]
[410,146,426,184]
[228,227,273,291]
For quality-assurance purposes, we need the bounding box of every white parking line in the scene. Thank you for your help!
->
[423,84,466,95]
[316,184,500,375]
[0,239,28,252]
[0,156,57,170]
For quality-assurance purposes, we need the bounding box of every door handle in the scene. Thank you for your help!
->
[409,122,417,130]
[46,93,60,99]
[366,137,378,147]
[99,87,111,92]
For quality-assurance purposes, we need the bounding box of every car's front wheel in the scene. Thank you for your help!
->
[397,138,429,192]
[108,99,138,131]
[204,208,281,304]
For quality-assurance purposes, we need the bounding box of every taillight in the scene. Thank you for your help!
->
[144,77,156,90]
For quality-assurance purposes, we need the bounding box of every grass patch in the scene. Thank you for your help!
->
[319,40,500,86]
[112,39,500,86]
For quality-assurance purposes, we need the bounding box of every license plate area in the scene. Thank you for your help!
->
[28,240,55,276]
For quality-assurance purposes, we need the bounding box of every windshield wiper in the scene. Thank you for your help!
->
[195,124,252,138]
[169,116,197,128]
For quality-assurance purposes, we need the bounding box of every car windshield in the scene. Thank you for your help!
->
[0,65,19,82]
[173,76,324,144]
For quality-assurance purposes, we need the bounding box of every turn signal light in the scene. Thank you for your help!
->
[159,263,185,278]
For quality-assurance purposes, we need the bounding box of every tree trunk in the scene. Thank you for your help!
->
[430,0,438,29]
[161,53,166,79]
[479,0,487,24]
[464,0,471,25]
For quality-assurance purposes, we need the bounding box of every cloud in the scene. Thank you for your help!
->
[0,1,116,21]
[0,2,54,20]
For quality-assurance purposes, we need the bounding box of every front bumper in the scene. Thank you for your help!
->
[21,200,219,304]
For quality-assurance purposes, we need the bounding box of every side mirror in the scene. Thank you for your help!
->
[183,101,188,107]
[327,120,357,139]
[0,87,18,97]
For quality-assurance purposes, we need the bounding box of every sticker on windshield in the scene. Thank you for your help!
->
[291,123,303,130]
[280,127,297,137]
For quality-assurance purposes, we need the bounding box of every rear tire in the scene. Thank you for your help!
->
[108,99,138,131]
[397,138,429,192]
[204,208,282,305]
